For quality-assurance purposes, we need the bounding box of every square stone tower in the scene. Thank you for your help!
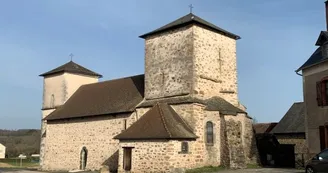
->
[39,60,102,169]
[141,13,241,106]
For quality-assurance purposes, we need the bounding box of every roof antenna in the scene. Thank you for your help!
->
[189,4,194,14]
[69,53,74,61]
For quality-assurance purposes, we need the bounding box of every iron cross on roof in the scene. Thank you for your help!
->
[189,4,194,13]
[69,53,74,61]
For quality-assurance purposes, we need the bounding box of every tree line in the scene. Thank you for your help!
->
[0,129,40,158]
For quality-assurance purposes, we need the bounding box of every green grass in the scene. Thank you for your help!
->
[185,166,227,173]
[0,158,39,168]
[246,163,261,169]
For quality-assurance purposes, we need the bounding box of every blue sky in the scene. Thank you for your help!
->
[0,0,324,129]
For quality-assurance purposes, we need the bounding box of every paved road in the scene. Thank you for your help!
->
[218,168,304,173]
[0,168,304,173]
[0,168,98,173]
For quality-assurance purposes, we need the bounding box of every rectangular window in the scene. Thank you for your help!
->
[123,147,132,171]
[181,142,188,153]
[123,119,127,130]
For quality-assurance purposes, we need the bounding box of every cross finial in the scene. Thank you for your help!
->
[69,53,74,61]
[189,4,194,13]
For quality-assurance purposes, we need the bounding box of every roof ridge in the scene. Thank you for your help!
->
[169,105,194,132]
[81,74,144,87]
[157,103,172,137]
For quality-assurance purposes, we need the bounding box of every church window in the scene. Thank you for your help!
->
[316,78,328,106]
[180,141,189,153]
[206,121,214,144]
[80,147,88,170]
[123,147,133,171]
[50,94,55,108]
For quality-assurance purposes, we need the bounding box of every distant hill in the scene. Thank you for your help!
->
[0,129,40,158]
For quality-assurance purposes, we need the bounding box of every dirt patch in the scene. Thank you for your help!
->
[0,162,13,167]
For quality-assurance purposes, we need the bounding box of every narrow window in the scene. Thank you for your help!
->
[206,121,214,144]
[124,119,127,130]
[80,147,88,170]
[123,147,132,171]
[50,94,55,108]
[181,142,188,153]
[317,79,328,106]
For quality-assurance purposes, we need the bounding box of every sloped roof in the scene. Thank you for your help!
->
[253,123,278,134]
[40,61,102,77]
[114,103,198,140]
[296,31,328,72]
[137,96,247,116]
[45,74,144,120]
[139,13,240,40]
[271,102,305,134]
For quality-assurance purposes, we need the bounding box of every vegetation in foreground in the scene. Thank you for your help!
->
[0,158,39,168]
[185,166,227,173]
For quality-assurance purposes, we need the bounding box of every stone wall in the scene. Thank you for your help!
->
[171,104,221,166]
[276,135,307,167]
[40,109,55,169]
[193,25,238,105]
[118,140,172,173]
[42,113,135,171]
[40,72,99,169]
[143,24,238,107]
[222,115,258,168]
[144,26,194,100]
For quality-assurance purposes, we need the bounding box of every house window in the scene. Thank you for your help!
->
[206,121,214,144]
[316,79,328,106]
[123,147,132,171]
[181,142,189,153]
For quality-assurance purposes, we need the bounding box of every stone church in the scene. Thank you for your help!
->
[39,12,257,173]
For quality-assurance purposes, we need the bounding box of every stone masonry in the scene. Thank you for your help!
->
[43,113,134,171]
[144,25,239,105]
[40,73,98,169]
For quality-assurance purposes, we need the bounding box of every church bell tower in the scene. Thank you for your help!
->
[38,60,102,169]
[140,13,241,105]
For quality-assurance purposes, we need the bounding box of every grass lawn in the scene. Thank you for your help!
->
[185,166,227,173]
[0,158,39,168]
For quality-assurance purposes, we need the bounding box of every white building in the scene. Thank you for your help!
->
[0,143,6,159]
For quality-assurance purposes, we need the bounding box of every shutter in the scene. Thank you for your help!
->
[320,126,325,151]
[317,81,323,106]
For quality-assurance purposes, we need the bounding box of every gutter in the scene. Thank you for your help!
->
[295,71,303,76]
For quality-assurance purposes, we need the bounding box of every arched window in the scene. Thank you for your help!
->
[50,94,55,108]
[80,147,88,170]
[206,121,214,144]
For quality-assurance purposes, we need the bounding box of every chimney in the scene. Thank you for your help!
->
[326,0,328,30]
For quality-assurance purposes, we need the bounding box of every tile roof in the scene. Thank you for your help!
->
[271,102,305,134]
[253,123,278,134]
[296,31,328,72]
[39,61,102,77]
[114,103,198,140]
[137,96,247,116]
[45,74,144,120]
[139,13,240,40]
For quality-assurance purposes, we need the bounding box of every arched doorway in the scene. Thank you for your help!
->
[80,147,88,170]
